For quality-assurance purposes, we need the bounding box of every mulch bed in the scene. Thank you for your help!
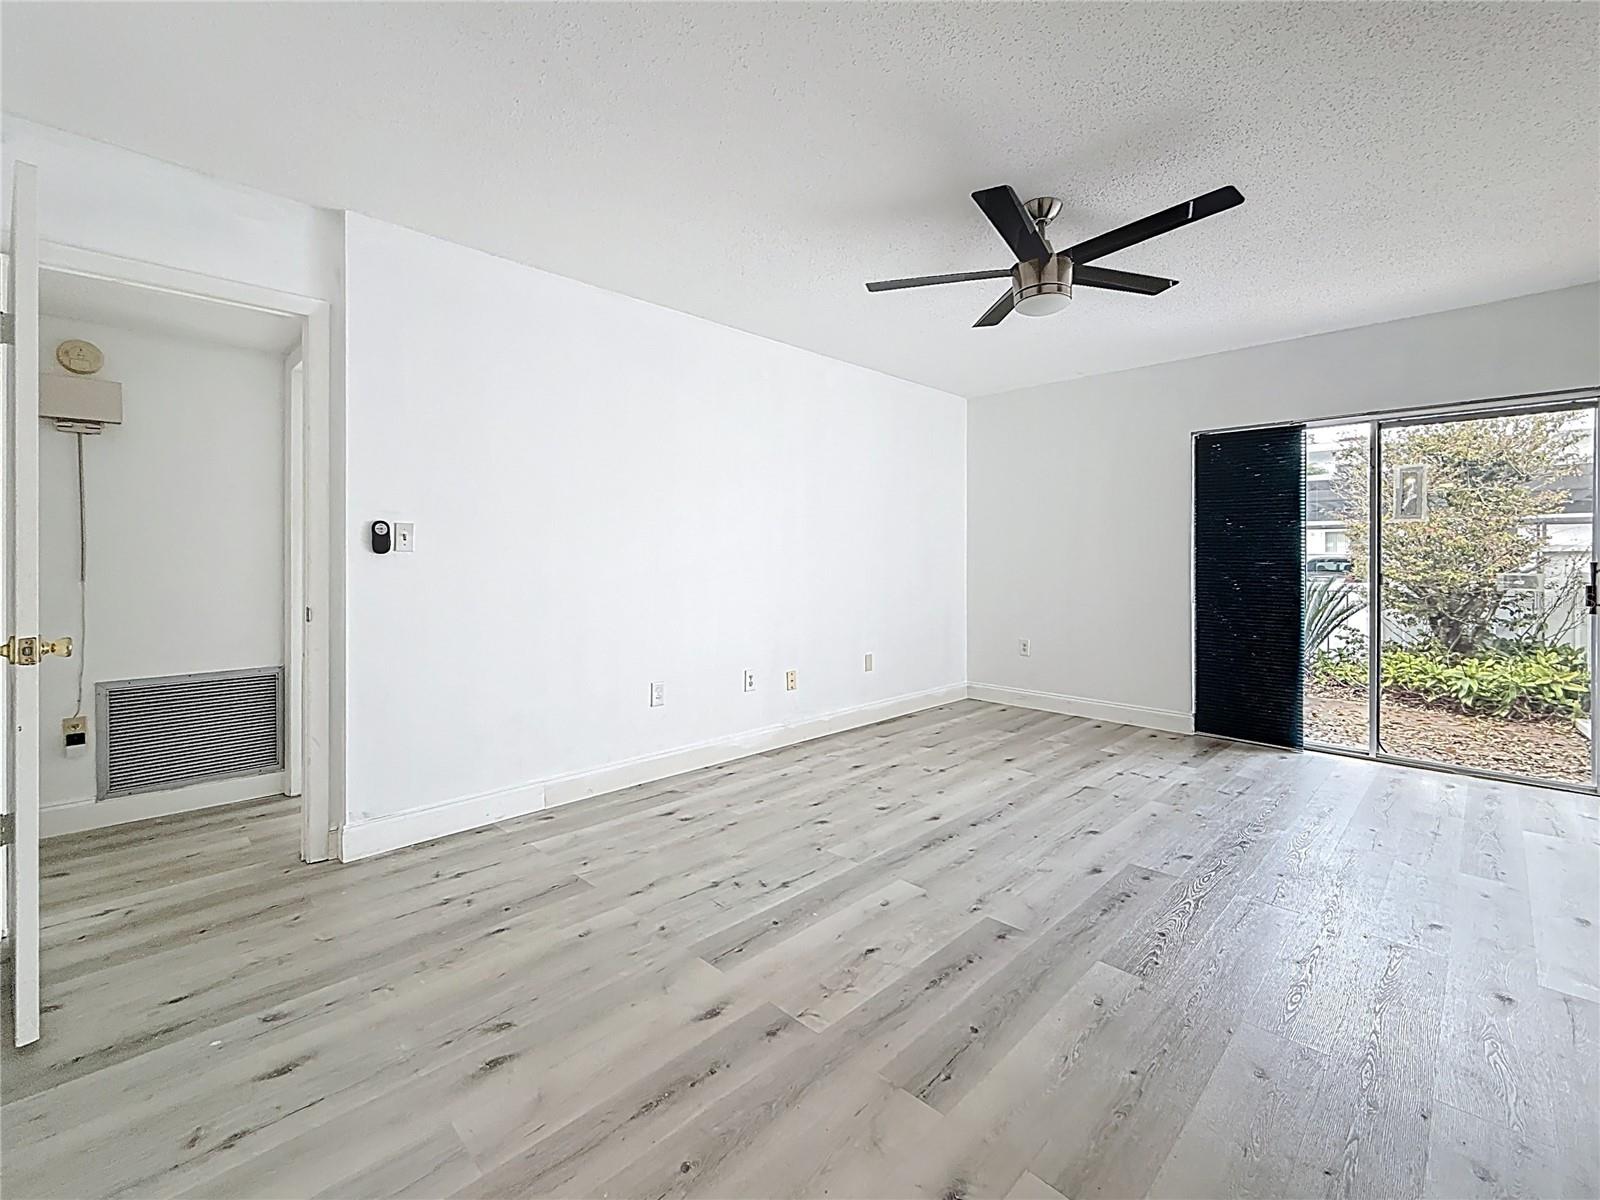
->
[1307,684,1591,784]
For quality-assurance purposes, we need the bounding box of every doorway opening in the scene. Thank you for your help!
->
[5,231,332,1054]
[35,269,306,836]
[1303,400,1597,790]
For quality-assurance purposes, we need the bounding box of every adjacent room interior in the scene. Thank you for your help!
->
[0,3,1596,1199]
[35,272,303,834]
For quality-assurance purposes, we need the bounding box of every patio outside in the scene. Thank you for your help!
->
[1304,414,1593,787]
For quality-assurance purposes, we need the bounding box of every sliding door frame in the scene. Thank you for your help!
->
[1306,388,1600,795]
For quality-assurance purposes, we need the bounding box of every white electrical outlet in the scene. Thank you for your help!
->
[864,652,873,672]
[1018,638,1031,657]
[743,670,756,692]
[649,681,665,707]
[394,522,415,553]
[785,670,798,691]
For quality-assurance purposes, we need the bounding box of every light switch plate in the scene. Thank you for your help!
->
[394,522,415,553]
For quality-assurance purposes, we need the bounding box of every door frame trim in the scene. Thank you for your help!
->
[30,242,336,861]
[1197,385,1600,438]
[1309,741,1598,796]
[1366,419,1382,758]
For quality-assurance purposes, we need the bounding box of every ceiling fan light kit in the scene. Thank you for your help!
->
[1013,253,1072,316]
[865,183,1243,327]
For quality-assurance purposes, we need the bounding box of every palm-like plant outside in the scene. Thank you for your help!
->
[1304,574,1366,663]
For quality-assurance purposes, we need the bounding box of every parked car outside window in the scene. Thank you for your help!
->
[1306,555,1353,576]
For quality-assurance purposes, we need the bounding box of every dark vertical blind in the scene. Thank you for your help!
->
[1194,425,1305,748]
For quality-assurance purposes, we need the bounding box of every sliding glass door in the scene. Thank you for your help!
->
[1303,400,1598,791]
[1377,407,1595,786]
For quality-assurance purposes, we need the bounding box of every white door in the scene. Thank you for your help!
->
[4,161,42,1046]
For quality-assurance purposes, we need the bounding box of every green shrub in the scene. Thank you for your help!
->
[1308,642,1589,720]
[1309,640,1369,690]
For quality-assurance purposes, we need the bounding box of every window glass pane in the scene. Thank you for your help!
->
[1305,423,1371,751]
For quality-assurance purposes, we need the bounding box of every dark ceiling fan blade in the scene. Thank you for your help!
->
[1066,185,1243,266]
[973,288,1015,327]
[865,268,1013,293]
[1073,264,1178,295]
[971,185,1051,264]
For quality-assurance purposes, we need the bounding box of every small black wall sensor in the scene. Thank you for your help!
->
[370,520,392,554]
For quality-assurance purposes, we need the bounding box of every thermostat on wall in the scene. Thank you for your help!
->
[56,339,104,375]
[370,520,414,554]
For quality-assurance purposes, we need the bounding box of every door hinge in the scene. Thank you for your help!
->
[0,310,13,346]
[0,812,14,847]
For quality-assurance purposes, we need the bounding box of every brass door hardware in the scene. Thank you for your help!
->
[0,636,39,666]
[0,635,72,666]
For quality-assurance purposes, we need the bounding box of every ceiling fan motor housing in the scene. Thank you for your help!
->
[1013,254,1073,316]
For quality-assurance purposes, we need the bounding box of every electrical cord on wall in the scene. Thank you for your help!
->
[73,431,87,719]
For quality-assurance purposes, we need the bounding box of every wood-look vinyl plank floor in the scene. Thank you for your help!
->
[3,699,1597,1199]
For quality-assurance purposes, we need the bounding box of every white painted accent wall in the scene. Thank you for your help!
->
[37,316,285,822]
[967,283,1600,727]
[341,215,966,849]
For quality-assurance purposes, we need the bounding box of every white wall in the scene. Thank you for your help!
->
[967,283,1600,728]
[2,116,339,302]
[7,122,968,857]
[340,215,966,852]
[38,315,285,819]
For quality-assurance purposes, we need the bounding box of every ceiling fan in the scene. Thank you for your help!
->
[865,184,1244,327]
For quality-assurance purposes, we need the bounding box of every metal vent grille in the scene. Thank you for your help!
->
[97,667,284,798]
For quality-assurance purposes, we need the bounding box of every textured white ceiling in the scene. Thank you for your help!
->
[4,2,1596,397]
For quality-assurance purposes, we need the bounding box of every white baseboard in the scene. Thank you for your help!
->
[966,683,1194,734]
[338,778,547,862]
[41,771,288,839]
[336,683,968,862]
[542,684,968,810]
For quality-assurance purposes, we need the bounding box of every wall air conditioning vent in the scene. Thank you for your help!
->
[97,667,283,799]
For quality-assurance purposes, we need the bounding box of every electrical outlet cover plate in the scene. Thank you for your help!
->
[785,670,798,691]
[1019,638,1031,657]
[864,652,873,672]
[649,681,665,707]
[743,670,756,692]
[62,715,88,748]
